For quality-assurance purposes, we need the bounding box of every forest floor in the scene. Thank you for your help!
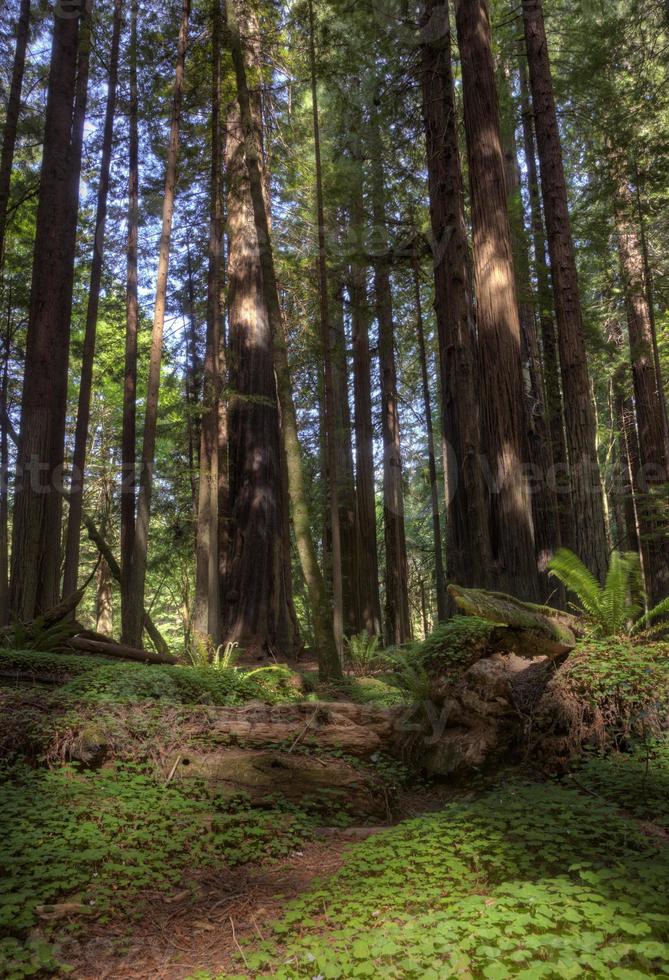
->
[2,649,669,979]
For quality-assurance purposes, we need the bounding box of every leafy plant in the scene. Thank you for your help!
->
[382,651,432,704]
[344,631,382,676]
[548,548,669,637]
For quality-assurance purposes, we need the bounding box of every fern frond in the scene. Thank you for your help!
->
[548,548,606,626]
[632,594,669,636]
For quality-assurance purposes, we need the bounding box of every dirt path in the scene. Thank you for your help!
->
[61,826,387,980]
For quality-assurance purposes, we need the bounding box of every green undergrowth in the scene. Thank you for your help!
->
[0,648,301,706]
[214,767,669,979]
[564,640,669,714]
[0,761,316,978]
[574,739,669,830]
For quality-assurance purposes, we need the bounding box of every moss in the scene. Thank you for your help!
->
[412,615,495,671]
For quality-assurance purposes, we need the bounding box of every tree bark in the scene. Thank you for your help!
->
[10,6,86,619]
[226,0,340,678]
[349,99,382,636]
[62,0,122,603]
[124,0,190,647]
[419,0,491,591]
[454,0,539,601]
[614,172,669,604]
[522,0,608,581]
[194,0,223,644]
[222,13,298,657]
[413,260,447,621]
[95,560,113,637]
[370,116,412,645]
[0,314,10,626]
[499,65,561,586]
[0,0,31,271]
[308,0,343,658]
[121,0,139,639]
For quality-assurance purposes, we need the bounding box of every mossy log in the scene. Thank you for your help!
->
[447,584,580,657]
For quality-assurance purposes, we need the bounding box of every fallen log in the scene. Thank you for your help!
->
[67,635,178,666]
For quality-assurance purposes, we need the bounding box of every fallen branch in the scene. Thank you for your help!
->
[67,635,178,666]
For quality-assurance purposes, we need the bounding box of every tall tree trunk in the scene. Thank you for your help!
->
[517,49,572,546]
[0,0,30,271]
[349,101,382,636]
[369,116,412,645]
[454,0,539,601]
[226,0,340,678]
[10,7,86,619]
[522,0,608,581]
[194,0,223,644]
[0,312,10,626]
[308,0,343,658]
[499,66,561,586]
[121,0,139,640]
[614,172,669,604]
[222,9,298,657]
[331,277,359,634]
[124,0,190,648]
[413,260,447,621]
[610,366,640,554]
[185,239,202,517]
[419,0,491,591]
[62,0,122,602]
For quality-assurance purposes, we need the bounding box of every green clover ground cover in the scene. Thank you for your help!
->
[0,763,315,979]
[219,777,669,979]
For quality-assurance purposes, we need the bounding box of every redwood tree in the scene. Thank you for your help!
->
[455,0,539,600]
[522,0,608,581]
[10,6,86,619]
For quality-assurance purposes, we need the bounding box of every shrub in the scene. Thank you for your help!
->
[344,631,383,676]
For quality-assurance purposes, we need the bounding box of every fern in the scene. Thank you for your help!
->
[549,548,667,638]
[631,594,669,637]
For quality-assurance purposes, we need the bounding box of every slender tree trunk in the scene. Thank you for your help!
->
[455,0,538,601]
[413,260,447,620]
[121,0,139,640]
[124,0,190,648]
[349,101,382,636]
[226,0,340,678]
[62,0,122,602]
[308,0,343,658]
[419,0,491,591]
[517,49,572,546]
[194,0,223,643]
[331,278,359,634]
[522,0,608,581]
[369,117,412,645]
[185,239,201,516]
[10,7,86,619]
[610,367,640,554]
[96,558,113,637]
[0,0,30,271]
[614,172,669,604]
[0,313,10,626]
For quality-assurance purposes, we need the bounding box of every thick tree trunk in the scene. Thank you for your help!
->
[610,365,641,554]
[499,69,561,587]
[194,0,223,644]
[0,318,10,626]
[614,174,669,604]
[308,0,343,658]
[522,0,608,581]
[419,0,491,591]
[124,0,190,647]
[222,25,298,657]
[517,49,572,546]
[226,0,340,678]
[10,7,86,619]
[413,261,447,621]
[62,0,122,603]
[0,0,30,271]
[121,0,139,640]
[185,240,202,517]
[370,118,412,645]
[349,107,382,636]
[454,0,539,601]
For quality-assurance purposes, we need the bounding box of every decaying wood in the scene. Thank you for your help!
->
[205,701,398,757]
[67,635,178,666]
